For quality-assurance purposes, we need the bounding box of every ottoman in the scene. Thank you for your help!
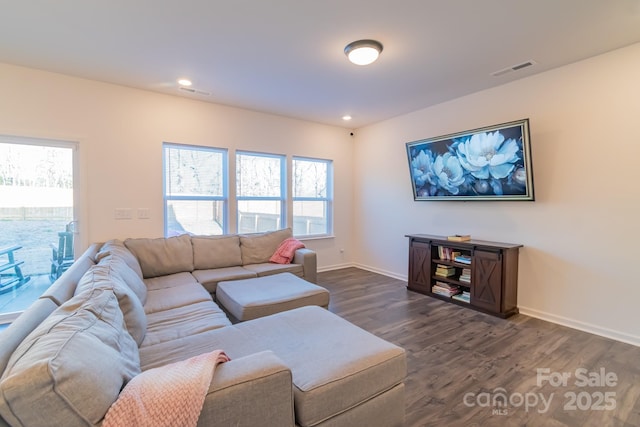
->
[201,306,407,427]
[216,272,330,321]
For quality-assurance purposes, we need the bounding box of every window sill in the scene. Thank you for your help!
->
[296,235,335,241]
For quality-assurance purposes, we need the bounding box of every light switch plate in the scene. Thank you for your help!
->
[137,208,150,219]
[114,208,132,219]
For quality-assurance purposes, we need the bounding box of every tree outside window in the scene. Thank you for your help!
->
[293,157,332,237]
[236,152,285,233]
[163,144,227,236]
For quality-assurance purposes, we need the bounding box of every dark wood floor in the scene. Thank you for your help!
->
[317,267,640,427]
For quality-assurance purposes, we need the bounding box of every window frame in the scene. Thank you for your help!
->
[235,150,286,233]
[162,142,229,236]
[292,156,333,238]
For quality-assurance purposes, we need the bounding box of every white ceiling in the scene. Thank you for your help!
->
[2,1,640,129]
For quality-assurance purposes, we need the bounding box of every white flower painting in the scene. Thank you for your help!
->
[406,120,534,201]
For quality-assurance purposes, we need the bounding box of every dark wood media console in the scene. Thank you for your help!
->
[406,234,522,318]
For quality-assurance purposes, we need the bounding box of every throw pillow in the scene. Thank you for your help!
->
[239,228,293,265]
[124,235,194,278]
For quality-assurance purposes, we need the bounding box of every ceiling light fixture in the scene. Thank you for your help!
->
[178,78,192,87]
[344,39,383,66]
[342,115,352,121]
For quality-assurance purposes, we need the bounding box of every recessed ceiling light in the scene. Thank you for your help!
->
[178,79,192,87]
[342,115,352,121]
[344,40,383,66]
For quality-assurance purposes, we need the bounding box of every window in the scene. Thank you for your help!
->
[0,135,78,324]
[292,157,332,237]
[236,152,285,233]
[163,143,227,236]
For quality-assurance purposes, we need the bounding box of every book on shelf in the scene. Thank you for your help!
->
[437,247,464,261]
[452,292,471,303]
[434,281,459,291]
[435,267,456,277]
[454,255,472,265]
[447,234,471,242]
[432,283,461,297]
[437,246,446,260]
[459,267,471,283]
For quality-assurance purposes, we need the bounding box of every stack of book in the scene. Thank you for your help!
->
[435,264,456,277]
[459,268,471,283]
[437,246,461,261]
[432,281,461,297]
[454,254,472,265]
[452,291,471,303]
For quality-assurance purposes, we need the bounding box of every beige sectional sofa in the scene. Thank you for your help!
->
[0,229,406,427]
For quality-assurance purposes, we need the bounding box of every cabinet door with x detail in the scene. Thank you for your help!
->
[408,241,431,293]
[472,250,502,313]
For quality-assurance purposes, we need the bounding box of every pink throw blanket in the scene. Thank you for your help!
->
[103,350,230,427]
[270,237,305,264]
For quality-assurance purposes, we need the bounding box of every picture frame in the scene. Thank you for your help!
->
[406,118,535,201]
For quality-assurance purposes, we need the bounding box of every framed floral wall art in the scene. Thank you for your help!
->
[406,119,535,201]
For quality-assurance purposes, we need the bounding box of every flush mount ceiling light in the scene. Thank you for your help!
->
[177,78,192,87]
[344,39,383,66]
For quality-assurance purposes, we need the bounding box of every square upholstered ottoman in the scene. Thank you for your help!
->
[216,272,330,321]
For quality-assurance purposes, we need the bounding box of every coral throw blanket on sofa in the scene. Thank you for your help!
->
[104,350,230,427]
[270,237,305,264]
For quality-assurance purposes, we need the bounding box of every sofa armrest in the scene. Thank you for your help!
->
[197,351,294,427]
[294,248,317,283]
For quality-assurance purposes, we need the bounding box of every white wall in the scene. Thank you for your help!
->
[352,43,640,346]
[0,63,354,269]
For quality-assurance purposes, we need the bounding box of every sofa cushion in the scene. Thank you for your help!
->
[192,235,242,270]
[141,301,231,349]
[138,328,231,371]
[124,234,194,278]
[97,255,148,305]
[143,271,200,291]
[192,266,257,294]
[0,299,58,379]
[239,228,292,265]
[144,281,213,315]
[243,262,304,278]
[75,264,147,346]
[95,239,143,279]
[0,288,140,427]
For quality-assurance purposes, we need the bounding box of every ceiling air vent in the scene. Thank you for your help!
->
[178,86,211,96]
[490,60,537,77]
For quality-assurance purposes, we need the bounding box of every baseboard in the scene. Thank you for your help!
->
[318,262,408,282]
[518,306,640,347]
[352,263,408,282]
[317,263,355,273]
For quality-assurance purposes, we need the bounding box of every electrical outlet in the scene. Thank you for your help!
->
[114,208,132,220]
